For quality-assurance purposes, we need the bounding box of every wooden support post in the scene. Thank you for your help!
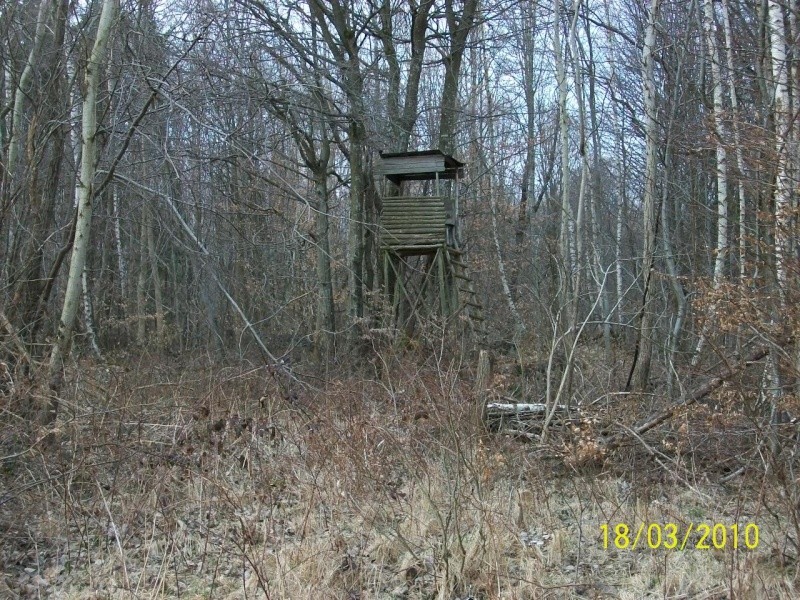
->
[454,172,460,246]
[383,251,389,307]
[438,247,447,317]
[405,257,433,326]
[392,256,414,328]
[445,250,458,315]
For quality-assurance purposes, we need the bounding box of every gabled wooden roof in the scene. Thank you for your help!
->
[377,149,465,184]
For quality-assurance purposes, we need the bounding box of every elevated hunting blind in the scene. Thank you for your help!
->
[377,150,485,337]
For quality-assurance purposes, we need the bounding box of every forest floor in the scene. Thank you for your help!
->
[1,350,799,599]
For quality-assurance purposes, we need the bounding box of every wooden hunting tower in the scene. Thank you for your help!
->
[377,149,484,336]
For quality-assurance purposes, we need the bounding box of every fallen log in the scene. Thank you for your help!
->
[486,402,570,437]
[486,402,567,418]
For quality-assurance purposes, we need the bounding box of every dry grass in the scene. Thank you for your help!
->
[1,351,799,599]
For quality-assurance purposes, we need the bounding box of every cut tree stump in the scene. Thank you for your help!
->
[475,349,491,425]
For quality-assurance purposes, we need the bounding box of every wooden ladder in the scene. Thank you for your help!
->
[445,246,486,338]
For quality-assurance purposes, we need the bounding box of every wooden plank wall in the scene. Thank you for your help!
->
[380,196,447,247]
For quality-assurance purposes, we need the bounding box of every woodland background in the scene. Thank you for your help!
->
[1,0,800,598]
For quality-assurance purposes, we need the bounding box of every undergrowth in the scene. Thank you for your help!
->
[1,350,799,599]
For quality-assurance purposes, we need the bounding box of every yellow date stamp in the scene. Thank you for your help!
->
[600,523,759,551]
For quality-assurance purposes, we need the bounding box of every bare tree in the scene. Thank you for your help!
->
[630,0,662,392]
[4,0,50,193]
[437,0,480,154]
[46,0,118,423]
[377,0,433,153]
[7,0,69,350]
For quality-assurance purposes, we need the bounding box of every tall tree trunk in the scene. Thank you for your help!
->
[347,122,365,322]
[136,206,149,345]
[767,0,793,403]
[662,159,687,399]
[659,10,695,397]
[379,0,432,152]
[107,52,127,302]
[437,0,479,154]
[611,99,628,334]
[112,187,126,299]
[787,1,799,271]
[768,0,791,302]
[309,1,366,328]
[582,11,611,352]
[5,0,50,193]
[482,57,525,333]
[8,0,68,350]
[601,0,629,340]
[516,2,536,247]
[145,202,165,348]
[720,0,748,283]
[553,0,574,280]
[567,0,588,340]
[788,0,800,389]
[631,0,662,392]
[314,149,335,356]
[46,0,118,424]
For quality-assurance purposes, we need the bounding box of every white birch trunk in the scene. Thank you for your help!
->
[704,0,729,287]
[767,0,793,402]
[46,0,118,421]
[106,47,127,300]
[768,0,791,300]
[787,4,798,267]
[112,187,126,298]
[82,266,102,357]
[788,2,800,388]
[516,1,536,247]
[612,102,626,329]
[720,0,748,283]
[135,209,148,345]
